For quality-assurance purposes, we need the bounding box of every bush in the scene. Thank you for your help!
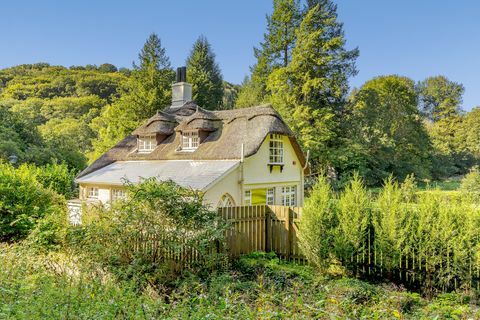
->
[459,167,480,201]
[299,173,480,293]
[33,162,77,198]
[0,163,65,241]
[299,174,337,269]
[72,179,228,288]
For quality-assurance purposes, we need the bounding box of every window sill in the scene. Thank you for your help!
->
[267,163,284,173]
[177,148,197,153]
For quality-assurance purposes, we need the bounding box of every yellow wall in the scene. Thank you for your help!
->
[79,183,126,203]
[203,166,241,209]
[242,134,304,206]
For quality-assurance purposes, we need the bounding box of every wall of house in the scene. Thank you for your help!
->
[203,166,242,209]
[79,183,113,203]
[242,134,304,206]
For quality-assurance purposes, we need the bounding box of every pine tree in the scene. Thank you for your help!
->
[268,3,359,167]
[237,0,301,107]
[89,33,174,160]
[186,36,224,110]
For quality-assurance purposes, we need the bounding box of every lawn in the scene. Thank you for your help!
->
[1,245,478,319]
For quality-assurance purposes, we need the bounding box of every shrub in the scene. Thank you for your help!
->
[459,167,480,201]
[33,162,77,198]
[300,173,480,293]
[299,174,337,269]
[73,179,228,288]
[0,162,65,241]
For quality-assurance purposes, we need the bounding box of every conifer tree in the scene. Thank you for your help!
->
[90,33,174,160]
[268,3,359,167]
[186,36,224,110]
[237,0,301,107]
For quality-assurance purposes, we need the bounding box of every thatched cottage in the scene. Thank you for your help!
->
[70,67,308,221]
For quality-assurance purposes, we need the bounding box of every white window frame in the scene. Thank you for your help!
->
[281,185,296,206]
[182,131,199,151]
[244,190,252,205]
[112,189,127,201]
[269,134,284,164]
[138,135,156,153]
[87,187,99,199]
[266,188,275,205]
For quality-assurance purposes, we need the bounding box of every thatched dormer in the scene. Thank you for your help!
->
[132,111,177,152]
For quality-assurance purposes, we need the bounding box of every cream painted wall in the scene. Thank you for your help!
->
[243,134,304,205]
[79,183,114,203]
[203,166,241,209]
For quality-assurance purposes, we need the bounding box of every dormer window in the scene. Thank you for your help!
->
[182,131,199,151]
[138,135,156,153]
[269,134,284,164]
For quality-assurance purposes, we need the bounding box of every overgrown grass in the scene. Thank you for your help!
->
[1,245,478,319]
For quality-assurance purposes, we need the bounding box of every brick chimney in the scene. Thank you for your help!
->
[171,67,192,107]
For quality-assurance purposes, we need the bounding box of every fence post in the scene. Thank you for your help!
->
[265,206,272,252]
[286,207,291,260]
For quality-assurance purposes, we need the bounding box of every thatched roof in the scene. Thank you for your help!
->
[132,110,177,136]
[176,109,221,132]
[78,103,307,178]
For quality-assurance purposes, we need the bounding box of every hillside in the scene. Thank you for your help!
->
[0,63,129,169]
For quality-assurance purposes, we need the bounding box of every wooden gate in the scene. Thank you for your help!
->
[219,205,304,261]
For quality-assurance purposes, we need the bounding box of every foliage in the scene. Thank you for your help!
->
[0,63,127,170]
[72,179,227,287]
[417,75,464,122]
[33,162,77,198]
[90,33,175,159]
[299,174,337,269]
[222,81,240,109]
[186,35,224,110]
[0,103,52,166]
[459,167,480,201]
[342,75,432,185]
[268,3,359,169]
[1,246,479,319]
[235,75,266,108]
[241,0,302,106]
[0,163,65,241]
[459,106,480,160]
[300,173,480,294]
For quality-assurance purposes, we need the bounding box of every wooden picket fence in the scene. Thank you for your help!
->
[129,205,305,266]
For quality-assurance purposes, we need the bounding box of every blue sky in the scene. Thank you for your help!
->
[2,0,480,109]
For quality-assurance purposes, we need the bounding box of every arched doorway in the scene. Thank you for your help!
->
[217,193,235,207]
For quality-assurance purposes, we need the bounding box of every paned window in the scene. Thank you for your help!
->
[281,186,296,206]
[269,134,284,164]
[266,188,275,205]
[244,190,252,205]
[182,131,199,151]
[217,193,235,207]
[87,187,99,199]
[112,189,127,201]
[138,135,156,153]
